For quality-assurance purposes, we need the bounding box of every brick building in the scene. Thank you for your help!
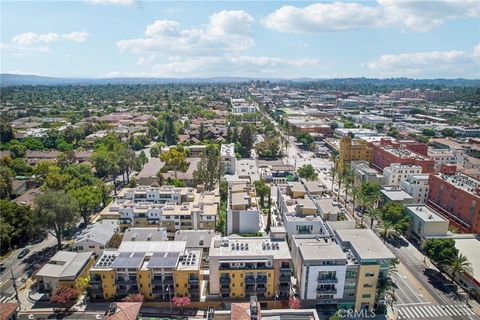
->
[427,165,480,234]
[372,139,434,173]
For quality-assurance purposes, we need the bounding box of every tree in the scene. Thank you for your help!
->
[298,164,318,181]
[422,128,436,137]
[8,144,26,158]
[239,124,255,157]
[255,138,281,159]
[35,190,79,250]
[288,296,301,309]
[121,293,145,302]
[441,128,456,137]
[445,252,473,282]
[376,220,396,243]
[381,202,409,233]
[162,114,178,145]
[387,127,399,138]
[172,296,191,314]
[0,119,14,143]
[330,122,339,130]
[0,167,12,200]
[254,179,270,208]
[266,193,272,233]
[156,171,165,186]
[199,122,205,141]
[50,286,78,305]
[57,151,77,169]
[69,185,102,225]
[33,160,58,183]
[0,200,37,253]
[160,147,188,179]
[424,238,458,269]
[150,144,160,158]
[365,207,381,229]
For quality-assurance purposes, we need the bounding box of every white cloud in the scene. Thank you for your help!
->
[368,45,480,77]
[86,0,137,6]
[1,42,51,57]
[263,0,479,33]
[11,32,89,45]
[117,10,254,55]
[102,55,320,78]
[263,2,382,33]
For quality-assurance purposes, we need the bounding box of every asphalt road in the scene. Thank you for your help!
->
[0,233,57,300]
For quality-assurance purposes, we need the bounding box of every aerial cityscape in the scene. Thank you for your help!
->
[0,1,479,320]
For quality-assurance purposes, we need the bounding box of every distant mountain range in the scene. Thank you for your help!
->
[1,73,479,87]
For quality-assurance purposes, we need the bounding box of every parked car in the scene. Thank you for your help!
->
[18,248,30,259]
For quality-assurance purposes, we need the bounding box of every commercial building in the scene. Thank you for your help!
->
[454,237,480,300]
[36,251,95,295]
[351,161,385,186]
[428,165,480,234]
[72,220,120,256]
[372,139,434,173]
[428,148,457,171]
[337,137,373,174]
[383,163,422,186]
[227,181,261,235]
[209,236,292,300]
[286,117,332,135]
[400,174,430,204]
[221,143,237,174]
[352,115,392,126]
[405,205,449,243]
[89,241,202,301]
[102,186,219,234]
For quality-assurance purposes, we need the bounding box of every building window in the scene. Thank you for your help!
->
[365,273,375,277]
[362,294,371,299]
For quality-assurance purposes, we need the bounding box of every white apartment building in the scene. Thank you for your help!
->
[221,143,237,174]
[383,163,422,186]
[400,174,430,204]
[226,181,261,235]
[231,98,256,114]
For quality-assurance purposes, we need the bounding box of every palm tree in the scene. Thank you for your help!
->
[351,186,361,218]
[328,167,336,193]
[445,253,473,282]
[343,170,354,202]
[365,207,381,229]
[376,220,396,243]
[336,171,343,202]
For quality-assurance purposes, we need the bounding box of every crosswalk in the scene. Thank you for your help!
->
[397,303,475,319]
[0,293,15,303]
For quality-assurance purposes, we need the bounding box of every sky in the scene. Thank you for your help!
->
[1,0,479,79]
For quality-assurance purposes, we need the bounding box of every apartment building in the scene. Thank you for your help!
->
[383,163,422,186]
[221,143,237,174]
[104,186,219,234]
[277,183,327,236]
[337,137,373,174]
[428,148,457,171]
[209,236,292,300]
[372,139,434,173]
[400,174,430,204]
[89,241,202,301]
[72,220,119,256]
[351,160,385,186]
[428,165,480,234]
[227,181,261,235]
[335,229,396,311]
[231,98,256,114]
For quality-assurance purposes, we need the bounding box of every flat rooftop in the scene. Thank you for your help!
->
[299,243,347,262]
[440,172,480,195]
[381,187,414,202]
[455,237,480,281]
[210,237,291,260]
[336,229,396,261]
[405,205,447,222]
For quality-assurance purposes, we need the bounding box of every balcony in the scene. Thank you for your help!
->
[188,277,199,283]
[279,284,290,291]
[279,274,290,281]
[152,287,164,294]
[256,276,267,283]
[317,278,338,284]
[245,276,255,284]
[220,287,230,294]
[163,277,174,285]
[90,278,101,284]
[256,286,266,293]
[189,286,200,292]
[280,266,292,272]
[152,278,163,284]
[116,277,137,285]
[117,287,139,295]
[316,288,337,294]
[220,277,230,284]
[245,286,255,294]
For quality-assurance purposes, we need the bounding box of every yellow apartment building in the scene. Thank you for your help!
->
[337,137,373,174]
[89,240,202,301]
[209,236,292,300]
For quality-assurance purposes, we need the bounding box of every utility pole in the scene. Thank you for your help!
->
[11,268,20,307]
